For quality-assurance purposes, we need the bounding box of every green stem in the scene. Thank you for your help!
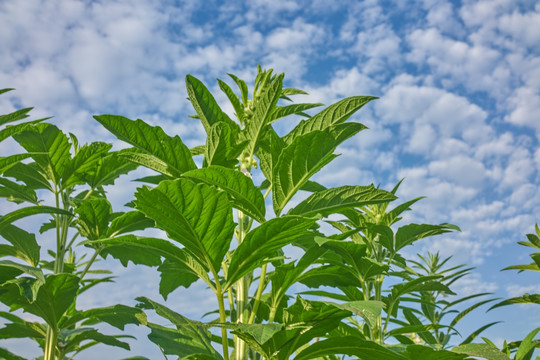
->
[235,210,249,360]
[79,249,100,281]
[248,263,267,324]
[214,274,230,360]
[44,326,58,360]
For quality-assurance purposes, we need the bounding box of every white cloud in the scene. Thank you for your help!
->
[428,155,487,188]
[505,87,540,136]
[498,8,540,49]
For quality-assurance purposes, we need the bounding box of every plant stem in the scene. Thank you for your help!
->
[79,249,100,281]
[44,326,57,360]
[235,209,249,360]
[248,263,267,324]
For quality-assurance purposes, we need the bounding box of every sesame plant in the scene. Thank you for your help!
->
[0,89,148,360]
[1,68,538,360]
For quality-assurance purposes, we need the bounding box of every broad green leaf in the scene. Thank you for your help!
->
[230,323,284,345]
[226,216,316,289]
[80,150,139,189]
[58,328,131,352]
[0,321,45,340]
[0,224,39,267]
[228,73,249,106]
[299,265,364,289]
[90,236,211,287]
[186,74,239,134]
[137,297,222,359]
[157,258,200,299]
[204,122,244,168]
[242,73,284,159]
[289,185,396,217]
[283,96,375,144]
[135,178,235,272]
[489,294,540,310]
[75,198,112,240]
[62,141,112,187]
[502,264,540,272]
[62,304,147,330]
[452,343,510,360]
[106,211,154,237]
[118,151,178,177]
[2,162,51,190]
[273,123,365,216]
[0,206,72,231]
[12,123,72,185]
[183,165,266,223]
[0,260,44,283]
[329,301,385,329]
[268,103,323,124]
[22,274,79,328]
[0,119,47,143]
[0,277,41,307]
[0,107,32,126]
[0,178,38,204]
[0,153,34,174]
[93,115,196,176]
[294,336,406,360]
[395,223,460,252]
[257,125,284,183]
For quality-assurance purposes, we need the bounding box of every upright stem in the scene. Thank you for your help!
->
[44,326,58,360]
[248,263,267,324]
[235,209,249,360]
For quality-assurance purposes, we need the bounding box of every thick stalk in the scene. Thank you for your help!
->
[248,263,267,324]
[213,271,230,360]
[44,326,58,360]
[235,210,249,360]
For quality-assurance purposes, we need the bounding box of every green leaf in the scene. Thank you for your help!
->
[137,297,222,359]
[395,223,460,252]
[58,328,132,352]
[289,185,396,217]
[0,119,47,143]
[452,343,511,360]
[283,96,375,144]
[294,336,406,360]
[93,115,196,176]
[62,141,112,187]
[460,322,502,345]
[489,294,540,310]
[204,122,244,168]
[228,73,249,106]
[0,107,33,126]
[242,73,284,158]
[183,165,266,223]
[0,260,44,283]
[134,178,235,272]
[226,216,316,289]
[0,224,39,267]
[405,344,471,360]
[218,78,245,122]
[0,206,72,231]
[273,123,365,216]
[515,327,540,360]
[157,258,200,300]
[75,198,112,240]
[0,153,34,175]
[331,301,385,329]
[268,103,323,124]
[12,123,72,186]
[0,321,45,340]
[80,150,139,189]
[186,74,239,134]
[106,211,154,237]
[22,274,79,328]
[0,178,38,204]
[62,304,147,330]
[2,162,51,190]
[231,323,284,345]
[0,347,25,360]
[257,125,284,184]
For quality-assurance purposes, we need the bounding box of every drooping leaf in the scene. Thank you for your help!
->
[2,162,51,190]
[62,304,147,330]
[283,96,376,144]
[226,216,316,289]
[137,297,222,359]
[0,321,45,340]
[0,224,40,267]
[58,328,132,352]
[405,344,472,360]
[395,223,460,252]
[0,178,38,204]
[106,211,154,237]
[157,258,200,300]
[273,123,365,216]
[0,206,72,231]
[93,115,196,176]
[0,153,34,175]
[186,74,239,134]
[289,185,396,217]
[183,165,265,223]
[0,260,44,283]
[268,103,323,124]
[0,347,26,360]
[134,179,235,272]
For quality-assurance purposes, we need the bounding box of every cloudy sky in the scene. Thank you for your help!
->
[1,0,539,358]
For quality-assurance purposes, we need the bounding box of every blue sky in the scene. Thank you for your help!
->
[1,0,539,358]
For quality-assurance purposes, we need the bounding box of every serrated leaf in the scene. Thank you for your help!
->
[0,153,34,175]
[106,211,154,237]
[75,198,112,240]
[93,115,196,176]
[59,328,132,352]
[80,149,139,189]
[183,166,265,223]
[0,347,26,360]
[226,216,316,289]
[289,185,396,217]
[283,96,375,144]
[273,123,365,216]
[489,294,540,310]
[0,260,44,283]
[395,223,460,252]
[2,162,51,190]
[218,78,245,122]
[0,321,45,340]
[204,122,244,168]
[62,141,112,187]
[186,74,239,135]
[62,304,147,330]
[268,103,323,124]
[158,258,200,300]
[12,123,72,186]
[242,73,284,159]
[406,344,471,360]
[0,107,33,126]
[257,125,284,183]
[0,178,38,204]
[134,178,235,272]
